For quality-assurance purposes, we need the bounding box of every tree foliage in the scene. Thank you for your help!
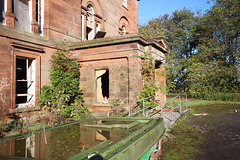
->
[139,0,240,100]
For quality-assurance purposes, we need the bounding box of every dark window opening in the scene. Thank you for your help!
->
[16,57,35,107]
[86,27,92,40]
[0,0,4,24]
[16,59,27,104]
[96,69,109,103]
[155,60,163,69]
[101,70,109,99]
[36,0,38,22]
[12,0,14,13]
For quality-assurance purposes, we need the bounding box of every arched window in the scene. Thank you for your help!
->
[81,1,103,40]
[119,17,129,35]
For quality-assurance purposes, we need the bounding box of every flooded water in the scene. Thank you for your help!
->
[0,119,143,160]
[190,104,240,160]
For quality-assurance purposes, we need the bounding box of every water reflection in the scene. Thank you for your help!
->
[15,134,35,158]
[0,120,142,160]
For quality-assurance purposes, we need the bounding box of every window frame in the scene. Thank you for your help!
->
[15,57,36,108]
[11,45,41,111]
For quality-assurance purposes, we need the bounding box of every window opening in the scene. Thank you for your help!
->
[155,60,163,69]
[36,0,44,35]
[12,0,14,13]
[14,0,31,32]
[16,57,35,108]
[121,25,126,35]
[95,69,109,103]
[86,4,94,40]
[81,13,84,40]
[36,0,38,22]
[15,135,35,158]
[0,0,6,24]
[96,22,100,33]
[122,0,127,7]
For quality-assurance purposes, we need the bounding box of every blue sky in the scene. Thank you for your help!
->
[138,0,213,25]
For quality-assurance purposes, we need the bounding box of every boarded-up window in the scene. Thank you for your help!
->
[95,69,109,103]
[14,0,30,32]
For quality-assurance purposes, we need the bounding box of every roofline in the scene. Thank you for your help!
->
[70,33,169,53]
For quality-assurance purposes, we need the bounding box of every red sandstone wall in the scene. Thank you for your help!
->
[155,67,167,104]
[45,0,82,41]
[79,58,129,112]
[0,26,55,112]
[122,0,139,33]
[0,37,11,112]
[82,0,139,37]
[74,42,142,113]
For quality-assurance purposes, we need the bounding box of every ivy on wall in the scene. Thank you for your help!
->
[138,51,158,108]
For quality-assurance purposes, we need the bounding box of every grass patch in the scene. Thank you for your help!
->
[161,118,204,160]
[186,99,240,107]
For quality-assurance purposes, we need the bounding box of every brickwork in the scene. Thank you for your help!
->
[0,38,11,109]
[46,0,82,41]
[81,0,138,38]
[77,55,130,112]
[2,0,139,41]
[0,26,55,113]
[122,0,139,33]
[128,55,142,104]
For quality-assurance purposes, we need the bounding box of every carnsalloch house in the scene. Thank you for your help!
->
[0,0,169,115]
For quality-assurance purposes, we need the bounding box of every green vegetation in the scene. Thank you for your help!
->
[38,41,90,120]
[162,119,204,160]
[138,51,158,108]
[161,102,240,159]
[187,99,240,108]
[139,0,240,100]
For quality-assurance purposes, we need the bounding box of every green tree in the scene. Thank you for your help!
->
[139,1,240,99]
[189,0,240,98]
[139,8,200,93]
[139,17,167,39]
[165,9,201,93]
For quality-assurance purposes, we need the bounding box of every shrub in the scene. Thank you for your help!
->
[38,41,89,119]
